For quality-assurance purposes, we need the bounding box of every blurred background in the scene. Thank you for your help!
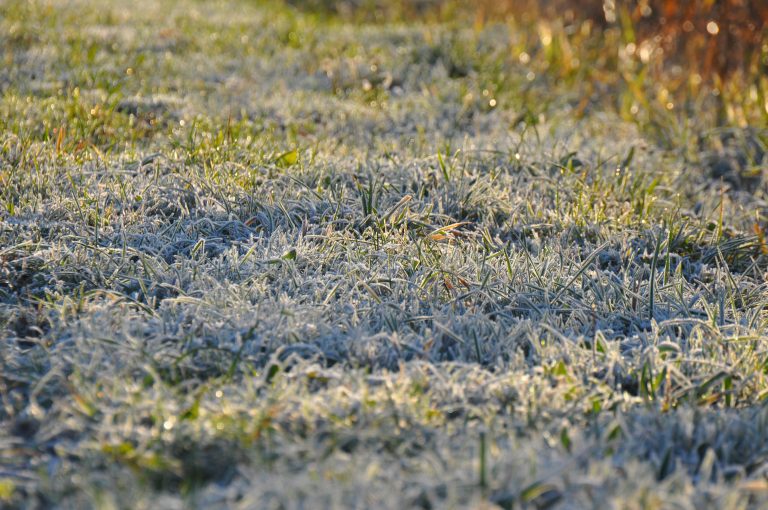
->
[285,0,768,127]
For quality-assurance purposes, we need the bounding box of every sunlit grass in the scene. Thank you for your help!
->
[1,0,768,507]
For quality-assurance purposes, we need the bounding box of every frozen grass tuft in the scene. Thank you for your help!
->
[1,0,768,508]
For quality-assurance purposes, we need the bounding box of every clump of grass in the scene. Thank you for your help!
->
[2,0,768,507]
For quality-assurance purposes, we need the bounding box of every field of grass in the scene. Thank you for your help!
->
[2,0,768,508]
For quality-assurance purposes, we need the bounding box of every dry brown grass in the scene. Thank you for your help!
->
[473,0,767,82]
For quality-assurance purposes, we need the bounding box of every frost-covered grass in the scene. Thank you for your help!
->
[2,0,768,508]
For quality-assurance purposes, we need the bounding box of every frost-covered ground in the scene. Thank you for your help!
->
[2,1,768,508]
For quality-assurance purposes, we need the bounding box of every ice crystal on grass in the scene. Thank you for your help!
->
[1,0,768,508]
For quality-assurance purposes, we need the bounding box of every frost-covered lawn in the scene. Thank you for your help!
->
[2,1,768,508]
